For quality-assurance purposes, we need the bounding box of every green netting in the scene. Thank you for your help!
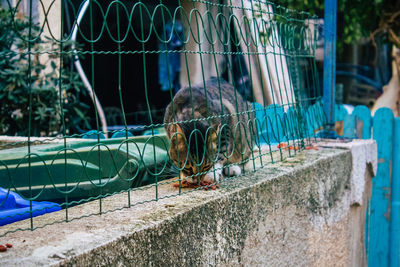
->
[0,0,325,235]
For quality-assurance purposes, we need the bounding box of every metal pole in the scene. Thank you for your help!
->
[323,0,337,127]
[71,0,108,137]
[390,117,400,267]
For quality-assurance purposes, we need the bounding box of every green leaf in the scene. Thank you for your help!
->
[73,106,86,120]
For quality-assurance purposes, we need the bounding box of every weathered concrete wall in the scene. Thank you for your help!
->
[0,140,376,266]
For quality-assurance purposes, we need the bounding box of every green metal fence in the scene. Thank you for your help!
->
[0,0,324,235]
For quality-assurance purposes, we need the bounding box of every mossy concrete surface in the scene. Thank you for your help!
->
[0,140,376,266]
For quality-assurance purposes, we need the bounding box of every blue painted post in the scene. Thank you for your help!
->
[343,113,356,139]
[390,117,400,267]
[353,105,372,139]
[323,0,337,127]
[368,108,394,266]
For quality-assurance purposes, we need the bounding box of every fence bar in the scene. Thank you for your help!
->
[323,0,337,126]
[390,117,400,267]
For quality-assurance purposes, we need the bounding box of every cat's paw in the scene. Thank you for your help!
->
[223,165,242,177]
[203,163,223,183]
[203,169,223,183]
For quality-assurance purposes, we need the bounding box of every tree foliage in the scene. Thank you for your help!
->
[0,7,91,136]
[272,0,400,47]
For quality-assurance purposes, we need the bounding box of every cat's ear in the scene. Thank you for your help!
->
[166,123,184,139]
[168,124,188,167]
[168,124,186,147]
[206,126,218,156]
[216,123,221,137]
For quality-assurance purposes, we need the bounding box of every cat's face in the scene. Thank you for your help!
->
[167,123,217,183]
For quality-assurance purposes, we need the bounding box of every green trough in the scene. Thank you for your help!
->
[0,132,170,203]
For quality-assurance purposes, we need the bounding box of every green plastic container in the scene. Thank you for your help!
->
[0,133,169,202]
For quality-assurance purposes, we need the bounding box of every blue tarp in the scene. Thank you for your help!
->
[0,187,61,226]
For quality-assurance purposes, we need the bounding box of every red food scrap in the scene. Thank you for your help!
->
[5,243,12,248]
[201,181,218,190]
[0,245,7,252]
[277,143,288,148]
[172,180,197,188]
[172,179,218,190]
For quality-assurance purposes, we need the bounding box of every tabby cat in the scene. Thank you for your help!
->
[164,77,256,184]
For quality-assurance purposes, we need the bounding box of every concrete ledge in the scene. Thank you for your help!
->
[0,140,376,266]
[0,135,83,150]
